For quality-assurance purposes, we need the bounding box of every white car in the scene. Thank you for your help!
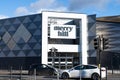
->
[60,64,106,80]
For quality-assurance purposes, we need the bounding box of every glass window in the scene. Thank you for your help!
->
[48,58,52,62]
[42,64,47,68]
[67,58,72,62]
[55,58,59,62]
[84,65,97,69]
[61,59,65,62]
[74,65,84,70]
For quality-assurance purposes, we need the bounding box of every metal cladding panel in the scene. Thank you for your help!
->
[96,21,120,53]
[87,15,96,57]
[96,21,120,69]
[0,14,42,57]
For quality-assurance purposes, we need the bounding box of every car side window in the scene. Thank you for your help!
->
[36,65,47,69]
[84,65,97,69]
[74,65,84,70]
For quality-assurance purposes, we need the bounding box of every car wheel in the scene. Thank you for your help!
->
[61,72,69,79]
[91,73,100,80]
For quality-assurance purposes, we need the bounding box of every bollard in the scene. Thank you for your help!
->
[119,65,120,74]
[106,67,108,80]
[10,66,12,80]
[112,65,113,74]
[20,66,22,80]
[34,68,36,80]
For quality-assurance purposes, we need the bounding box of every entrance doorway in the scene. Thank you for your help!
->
[48,52,79,69]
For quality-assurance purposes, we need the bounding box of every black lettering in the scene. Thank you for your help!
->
[53,26,73,37]
[58,31,69,37]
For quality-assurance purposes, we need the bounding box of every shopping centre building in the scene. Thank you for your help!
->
[97,16,120,69]
[0,11,96,69]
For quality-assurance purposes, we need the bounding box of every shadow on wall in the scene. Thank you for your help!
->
[101,51,120,69]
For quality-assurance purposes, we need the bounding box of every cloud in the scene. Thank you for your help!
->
[36,6,67,13]
[68,0,110,11]
[30,0,56,10]
[15,7,29,16]
[115,0,120,4]
[0,15,8,19]
[15,0,67,16]
[30,0,68,12]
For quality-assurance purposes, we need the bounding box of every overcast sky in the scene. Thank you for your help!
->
[0,0,120,19]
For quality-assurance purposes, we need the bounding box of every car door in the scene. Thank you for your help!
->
[80,65,90,78]
[41,64,49,76]
[36,65,43,75]
[81,65,96,78]
[68,65,84,78]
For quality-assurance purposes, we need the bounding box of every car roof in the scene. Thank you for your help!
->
[30,63,47,66]
[74,64,98,68]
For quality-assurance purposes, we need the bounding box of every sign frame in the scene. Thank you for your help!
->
[50,24,76,39]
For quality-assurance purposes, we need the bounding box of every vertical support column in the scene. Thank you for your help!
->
[42,12,49,64]
[80,15,88,64]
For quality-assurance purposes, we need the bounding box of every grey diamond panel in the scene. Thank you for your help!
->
[13,24,31,43]
[0,14,42,57]
[87,15,96,57]
[7,38,16,50]
[3,32,11,44]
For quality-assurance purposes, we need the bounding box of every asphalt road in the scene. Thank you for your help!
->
[0,70,119,80]
[0,74,119,80]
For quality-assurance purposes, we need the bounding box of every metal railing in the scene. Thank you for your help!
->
[0,66,119,80]
[0,66,60,80]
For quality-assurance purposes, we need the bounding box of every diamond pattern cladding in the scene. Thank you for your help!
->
[87,15,96,57]
[0,14,42,57]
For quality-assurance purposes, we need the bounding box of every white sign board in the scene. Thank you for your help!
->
[50,25,76,39]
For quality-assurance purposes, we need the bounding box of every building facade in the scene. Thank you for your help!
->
[96,16,120,69]
[0,14,42,69]
[0,12,96,69]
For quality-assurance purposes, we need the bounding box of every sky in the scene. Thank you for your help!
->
[0,0,120,19]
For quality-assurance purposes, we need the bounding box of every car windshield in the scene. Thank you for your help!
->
[42,64,48,68]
